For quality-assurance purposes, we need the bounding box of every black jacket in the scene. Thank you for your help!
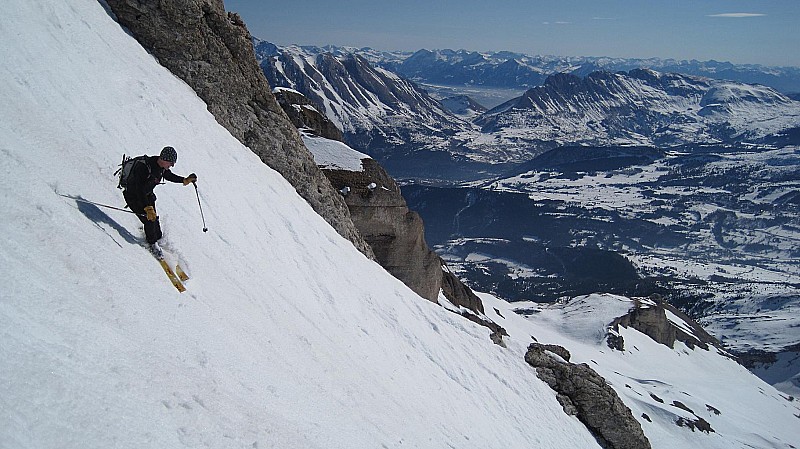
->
[124,155,184,208]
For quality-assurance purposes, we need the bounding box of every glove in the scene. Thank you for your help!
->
[144,206,157,222]
[183,173,197,186]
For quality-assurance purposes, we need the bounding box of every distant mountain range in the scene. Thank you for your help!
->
[257,40,800,183]
[264,45,800,94]
[381,48,800,94]
[255,40,486,181]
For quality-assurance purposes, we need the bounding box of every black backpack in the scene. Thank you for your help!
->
[115,154,150,189]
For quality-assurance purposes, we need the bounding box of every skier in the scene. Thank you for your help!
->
[121,146,197,255]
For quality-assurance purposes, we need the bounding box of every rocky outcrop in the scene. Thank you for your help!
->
[323,158,442,302]
[609,296,720,351]
[272,88,344,142]
[441,269,483,313]
[525,343,652,449]
[272,84,443,300]
[103,0,372,257]
[324,159,509,339]
[442,269,508,344]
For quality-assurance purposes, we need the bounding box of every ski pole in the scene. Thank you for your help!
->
[57,193,145,217]
[193,182,208,232]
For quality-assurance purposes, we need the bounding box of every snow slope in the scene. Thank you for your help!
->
[482,294,800,449]
[0,1,600,448]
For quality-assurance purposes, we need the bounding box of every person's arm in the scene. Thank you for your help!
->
[165,170,197,185]
[163,169,185,184]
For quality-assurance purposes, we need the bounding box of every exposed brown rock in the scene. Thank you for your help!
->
[609,296,720,351]
[441,269,483,313]
[324,159,442,302]
[525,343,652,449]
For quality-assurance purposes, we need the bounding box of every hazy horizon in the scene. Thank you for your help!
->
[225,0,800,68]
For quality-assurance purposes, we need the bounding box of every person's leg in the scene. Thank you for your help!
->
[124,191,162,244]
[143,213,163,244]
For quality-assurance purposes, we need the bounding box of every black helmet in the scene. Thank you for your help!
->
[160,146,177,165]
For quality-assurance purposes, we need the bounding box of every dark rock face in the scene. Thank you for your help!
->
[676,416,715,433]
[609,297,720,351]
[441,269,483,313]
[441,269,508,344]
[104,0,372,257]
[525,343,652,449]
[272,88,344,142]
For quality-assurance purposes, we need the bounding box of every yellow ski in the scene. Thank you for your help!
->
[175,264,189,282]
[158,258,186,292]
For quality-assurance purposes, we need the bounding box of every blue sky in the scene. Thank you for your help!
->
[224,1,799,67]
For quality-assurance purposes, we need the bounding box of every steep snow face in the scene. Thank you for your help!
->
[0,1,604,448]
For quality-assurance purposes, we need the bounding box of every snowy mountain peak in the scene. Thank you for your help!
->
[256,41,473,167]
[476,69,800,150]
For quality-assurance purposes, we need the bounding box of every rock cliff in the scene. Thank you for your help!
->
[323,159,443,301]
[103,0,373,257]
[608,296,720,351]
[525,343,652,449]
[272,87,345,142]
[273,88,500,328]
[323,152,509,340]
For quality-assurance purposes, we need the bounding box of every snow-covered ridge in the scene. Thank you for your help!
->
[257,42,800,178]
[381,47,800,93]
[475,69,800,152]
[257,41,467,137]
